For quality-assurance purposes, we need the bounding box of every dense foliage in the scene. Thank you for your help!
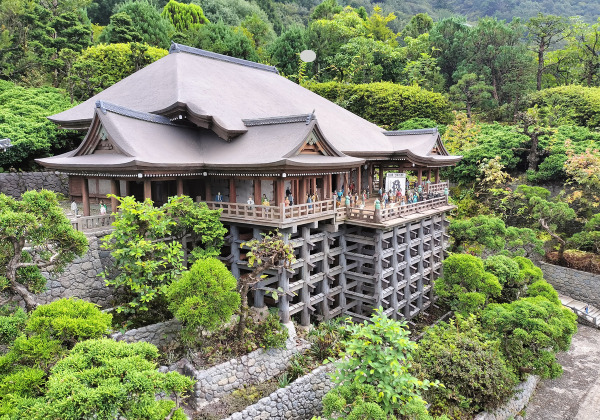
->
[0,299,112,416]
[101,195,225,315]
[482,296,577,379]
[15,339,193,419]
[413,315,518,418]
[0,81,79,170]
[306,81,453,128]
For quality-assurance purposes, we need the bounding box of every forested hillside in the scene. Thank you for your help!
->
[1,0,600,269]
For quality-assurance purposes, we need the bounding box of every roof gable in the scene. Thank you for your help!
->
[284,121,344,158]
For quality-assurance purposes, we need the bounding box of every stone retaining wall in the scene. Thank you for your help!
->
[225,363,336,420]
[474,375,539,420]
[183,338,311,409]
[0,171,68,198]
[111,320,182,348]
[540,262,600,309]
[37,230,114,308]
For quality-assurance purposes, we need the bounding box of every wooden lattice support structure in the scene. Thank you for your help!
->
[221,209,450,326]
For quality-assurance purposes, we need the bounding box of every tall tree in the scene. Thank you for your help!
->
[526,13,571,90]
[430,16,472,86]
[400,12,433,40]
[449,73,492,119]
[161,0,209,33]
[267,25,307,76]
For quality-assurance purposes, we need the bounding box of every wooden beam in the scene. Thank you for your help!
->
[82,178,90,216]
[143,179,152,201]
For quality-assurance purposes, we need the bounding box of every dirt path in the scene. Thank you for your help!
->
[525,324,600,420]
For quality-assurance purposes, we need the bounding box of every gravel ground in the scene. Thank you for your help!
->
[525,324,600,420]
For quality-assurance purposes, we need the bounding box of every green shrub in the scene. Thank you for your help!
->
[530,85,600,128]
[254,311,288,349]
[306,81,453,128]
[413,315,518,418]
[331,308,438,416]
[16,338,194,420]
[308,318,347,361]
[25,298,112,347]
[166,257,240,344]
[514,256,543,284]
[434,254,501,315]
[322,383,389,419]
[482,296,577,379]
[0,307,27,345]
[0,299,113,411]
[527,280,561,306]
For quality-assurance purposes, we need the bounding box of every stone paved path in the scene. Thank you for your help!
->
[525,324,600,420]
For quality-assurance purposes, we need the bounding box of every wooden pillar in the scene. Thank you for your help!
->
[204,177,211,202]
[229,178,236,203]
[143,179,152,201]
[357,166,362,193]
[368,164,373,193]
[176,178,184,196]
[344,172,349,192]
[278,178,286,205]
[311,177,317,197]
[82,178,90,216]
[110,179,119,212]
[378,166,384,193]
[427,169,432,182]
[435,168,440,183]
[253,178,261,204]
[123,181,130,197]
[417,169,422,184]
[299,178,307,204]
[327,174,333,198]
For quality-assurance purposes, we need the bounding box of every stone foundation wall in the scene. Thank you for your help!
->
[183,338,311,409]
[225,362,336,420]
[474,375,539,420]
[37,230,114,308]
[111,320,182,348]
[0,171,68,198]
[540,262,600,308]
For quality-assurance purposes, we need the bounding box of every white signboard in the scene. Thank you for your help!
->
[385,173,406,196]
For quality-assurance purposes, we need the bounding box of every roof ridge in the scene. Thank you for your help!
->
[383,128,438,136]
[242,113,315,127]
[95,101,177,126]
[169,43,279,74]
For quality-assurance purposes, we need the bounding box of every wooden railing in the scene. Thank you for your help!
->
[205,199,337,224]
[70,214,115,231]
[427,181,449,194]
[380,195,448,222]
[341,195,449,224]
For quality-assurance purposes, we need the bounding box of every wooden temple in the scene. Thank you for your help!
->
[38,43,461,325]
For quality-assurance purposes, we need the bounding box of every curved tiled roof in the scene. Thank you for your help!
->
[45,44,461,168]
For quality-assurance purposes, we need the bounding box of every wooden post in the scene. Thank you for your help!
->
[435,168,440,183]
[327,174,333,198]
[357,166,362,193]
[143,179,152,201]
[279,232,291,323]
[378,166,384,193]
[274,178,285,205]
[299,178,307,204]
[123,181,130,197]
[229,178,236,203]
[300,227,311,326]
[110,179,119,212]
[390,227,400,320]
[344,171,349,192]
[82,178,90,216]
[403,223,412,319]
[417,169,422,185]
[368,164,373,193]
[253,178,261,205]
[176,178,184,196]
[427,169,431,182]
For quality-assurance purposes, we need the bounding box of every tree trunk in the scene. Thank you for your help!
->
[236,280,250,340]
[491,76,499,102]
[527,134,540,171]
[537,47,545,91]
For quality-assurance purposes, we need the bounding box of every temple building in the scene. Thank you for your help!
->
[38,43,461,325]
